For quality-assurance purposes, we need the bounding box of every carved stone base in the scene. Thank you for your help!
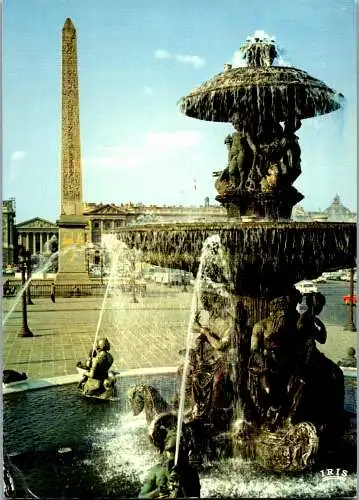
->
[56,217,90,283]
[216,187,304,220]
[233,421,319,473]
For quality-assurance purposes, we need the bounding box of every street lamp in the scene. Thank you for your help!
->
[182,271,188,292]
[344,267,356,332]
[18,247,34,337]
[26,253,34,305]
[100,248,104,286]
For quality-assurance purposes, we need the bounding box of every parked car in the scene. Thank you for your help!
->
[2,266,15,276]
[151,267,193,286]
[152,270,175,284]
[183,271,194,285]
[340,270,357,282]
[325,270,346,281]
[90,267,102,278]
[343,295,357,305]
[295,280,318,295]
[142,266,161,281]
[312,275,327,284]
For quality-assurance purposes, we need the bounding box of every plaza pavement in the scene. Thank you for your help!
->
[2,283,357,380]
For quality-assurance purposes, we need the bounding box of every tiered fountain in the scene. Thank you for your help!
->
[121,32,356,474]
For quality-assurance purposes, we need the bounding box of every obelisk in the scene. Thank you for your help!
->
[56,18,89,283]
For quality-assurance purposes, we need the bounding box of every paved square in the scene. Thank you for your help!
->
[3,283,356,380]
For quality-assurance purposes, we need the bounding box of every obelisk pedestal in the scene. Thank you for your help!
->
[56,18,90,283]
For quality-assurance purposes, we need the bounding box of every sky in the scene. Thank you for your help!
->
[3,0,357,223]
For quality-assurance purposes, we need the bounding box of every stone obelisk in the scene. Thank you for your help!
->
[56,18,89,283]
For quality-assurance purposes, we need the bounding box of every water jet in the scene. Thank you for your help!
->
[119,32,356,478]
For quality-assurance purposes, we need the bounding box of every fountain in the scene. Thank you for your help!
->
[119,31,356,477]
[3,31,356,499]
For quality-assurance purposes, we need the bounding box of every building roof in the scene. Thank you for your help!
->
[16,217,58,229]
[83,203,135,216]
[323,194,353,216]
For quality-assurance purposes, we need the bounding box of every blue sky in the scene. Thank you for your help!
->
[3,0,357,222]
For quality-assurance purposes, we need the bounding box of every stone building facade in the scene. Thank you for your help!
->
[292,195,356,222]
[82,201,227,267]
[2,198,17,266]
[83,201,227,244]
[5,194,355,268]
[15,218,59,257]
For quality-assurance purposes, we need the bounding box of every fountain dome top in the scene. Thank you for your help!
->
[179,33,344,123]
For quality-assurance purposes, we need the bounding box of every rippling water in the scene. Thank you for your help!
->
[3,280,356,498]
[4,378,356,498]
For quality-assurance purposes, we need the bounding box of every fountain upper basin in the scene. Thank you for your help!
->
[179,65,344,122]
[117,221,356,297]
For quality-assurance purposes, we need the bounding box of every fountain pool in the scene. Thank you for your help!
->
[3,369,356,499]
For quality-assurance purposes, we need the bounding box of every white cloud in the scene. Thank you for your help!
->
[84,130,203,171]
[142,85,154,95]
[84,152,137,169]
[94,145,126,153]
[144,130,202,149]
[175,54,205,69]
[84,130,209,207]
[11,150,27,161]
[153,49,171,59]
[8,150,27,182]
[153,49,205,69]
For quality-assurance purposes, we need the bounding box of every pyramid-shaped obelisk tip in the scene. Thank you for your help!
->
[63,18,75,31]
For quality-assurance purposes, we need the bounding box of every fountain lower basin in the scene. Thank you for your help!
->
[4,369,357,498]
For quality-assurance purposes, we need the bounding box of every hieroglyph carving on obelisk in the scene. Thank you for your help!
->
[61,18,83,216]
[56,18,89,283]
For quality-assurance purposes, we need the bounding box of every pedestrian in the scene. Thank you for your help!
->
[50,282,56,303]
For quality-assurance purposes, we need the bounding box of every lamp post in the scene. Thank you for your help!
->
[182,271,188,292]
[100,248,104,286]
[85,245,90,274]
[344,267,356,332]
[26,253,34,305]
[18,247,34,337]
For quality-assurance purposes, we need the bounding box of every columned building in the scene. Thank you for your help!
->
[82,201,228,268]
[15,218,59,257]
[292,195,356,223]
[7,194,355,268]
[83,201,228,243]
[2,198,17,266]
[322,194,356,222]
[84,203,139,245]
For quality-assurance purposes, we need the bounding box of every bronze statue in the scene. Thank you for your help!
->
[240,36,278,68]
[138,429,200,498]
[338,347,357,368]
[188,333,229,422]
[215,113,304,218]
[279,119,302,185]
[216,114,258,194]
[296,292,327,346]
[249,296,299,426]
[260,164,281,192]
[80,337,116,398]
[128,384,171,425]
[246,291,344,452]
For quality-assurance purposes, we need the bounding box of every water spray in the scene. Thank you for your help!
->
[174,234,221,465]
